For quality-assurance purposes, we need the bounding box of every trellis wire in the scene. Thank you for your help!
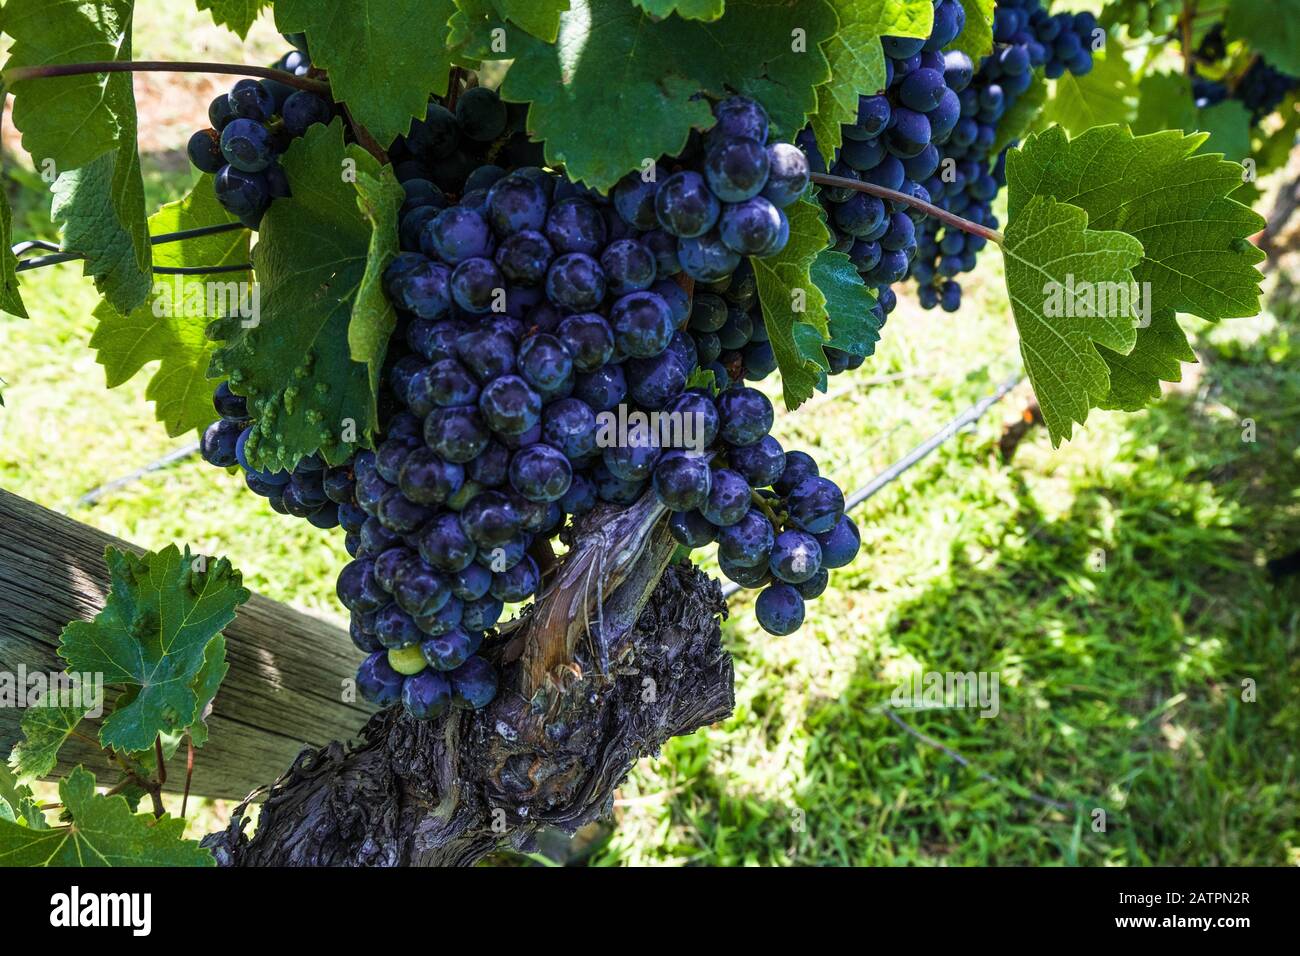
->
[11,221,250,274]
[78,441,201,507]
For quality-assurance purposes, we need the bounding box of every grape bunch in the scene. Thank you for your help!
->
[197,84,857,723]
[803,0,1100,316]
[911,0,1098,312]
[186,46,334,228]
[1193,25,1299,123]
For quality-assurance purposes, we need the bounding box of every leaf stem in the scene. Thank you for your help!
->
[3,61,331,96]
[810,172,1006,245]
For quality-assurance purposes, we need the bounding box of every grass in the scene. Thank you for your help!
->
[2,2,1298,865]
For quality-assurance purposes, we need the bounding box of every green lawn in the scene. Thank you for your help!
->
[1,2,1296,866]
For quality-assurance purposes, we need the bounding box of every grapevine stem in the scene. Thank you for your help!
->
[810,172,1006,245]
[2,60,331,96]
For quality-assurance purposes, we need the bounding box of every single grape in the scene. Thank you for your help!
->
[402,670,452,720]
[356,651,404,706]
[755,583,805,635]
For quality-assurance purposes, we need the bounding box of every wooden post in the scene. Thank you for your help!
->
[0,490,374,800]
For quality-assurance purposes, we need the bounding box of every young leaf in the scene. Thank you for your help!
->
[349,167,404,403]
[950,0,996,60]
[461,0,837,191]
[90,177,249,438]
[1225,0,1300,76]
[57,545,249,754]
[0,766,213,866]
[0,181,27,319]
[274,0,458,147]
[9,704,87,782]
[809,0,932,157]
[209,120,385,471]
[1035,39,1134,137]
[195,0,271,39]
[1006,125,1265,412]
[51,149,153,316]
[753,199,833,409]
[811,248,881,359]
[999,196,1143,445]
[2,0,136,171]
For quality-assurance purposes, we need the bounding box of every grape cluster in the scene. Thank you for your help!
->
[804,0,1100,316]
[185,46,334,228]
[196,85,857,722]
[1193,25,1299,123]
[912,1,1098,311]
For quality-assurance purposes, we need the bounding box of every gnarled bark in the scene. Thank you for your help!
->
[204,499,733,867]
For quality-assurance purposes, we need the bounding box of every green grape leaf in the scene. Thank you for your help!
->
[1006,125,1264,411]
[1099,308,1196,411]
[0,763,46,829]
[90,178,249,438]
[2,0,135,171]
[633,0,724,21]
[951,0,996,59]
[754,199,833,409]
[9,704,86,782]
[1197,100,1251,164]
[8,0,155,315]
[186,635,228,748]
[490,0,572,40]
[57,545,248,754]
[1225,0,1300,76]
[349,167,404,402]
[991,72,1047,155]
[52,149,152,316]
[209,119,385,471]
[274,0,457,147]
[999,196,1143,445]
[460,0,837,191]
[812,248,880,358]
[194,0,270,38]
[0,181,27,319]
[1036,39,1134,136]
[0,766,213,866]
[1133,71,1199,136]
[1007,125,1265,323]
[1134,72,1251,163]
[1257,93,1300,176]
[808,0,932,157]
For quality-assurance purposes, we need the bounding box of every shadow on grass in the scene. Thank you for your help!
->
[794,316,1299,865]
[577,316,1298,867]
